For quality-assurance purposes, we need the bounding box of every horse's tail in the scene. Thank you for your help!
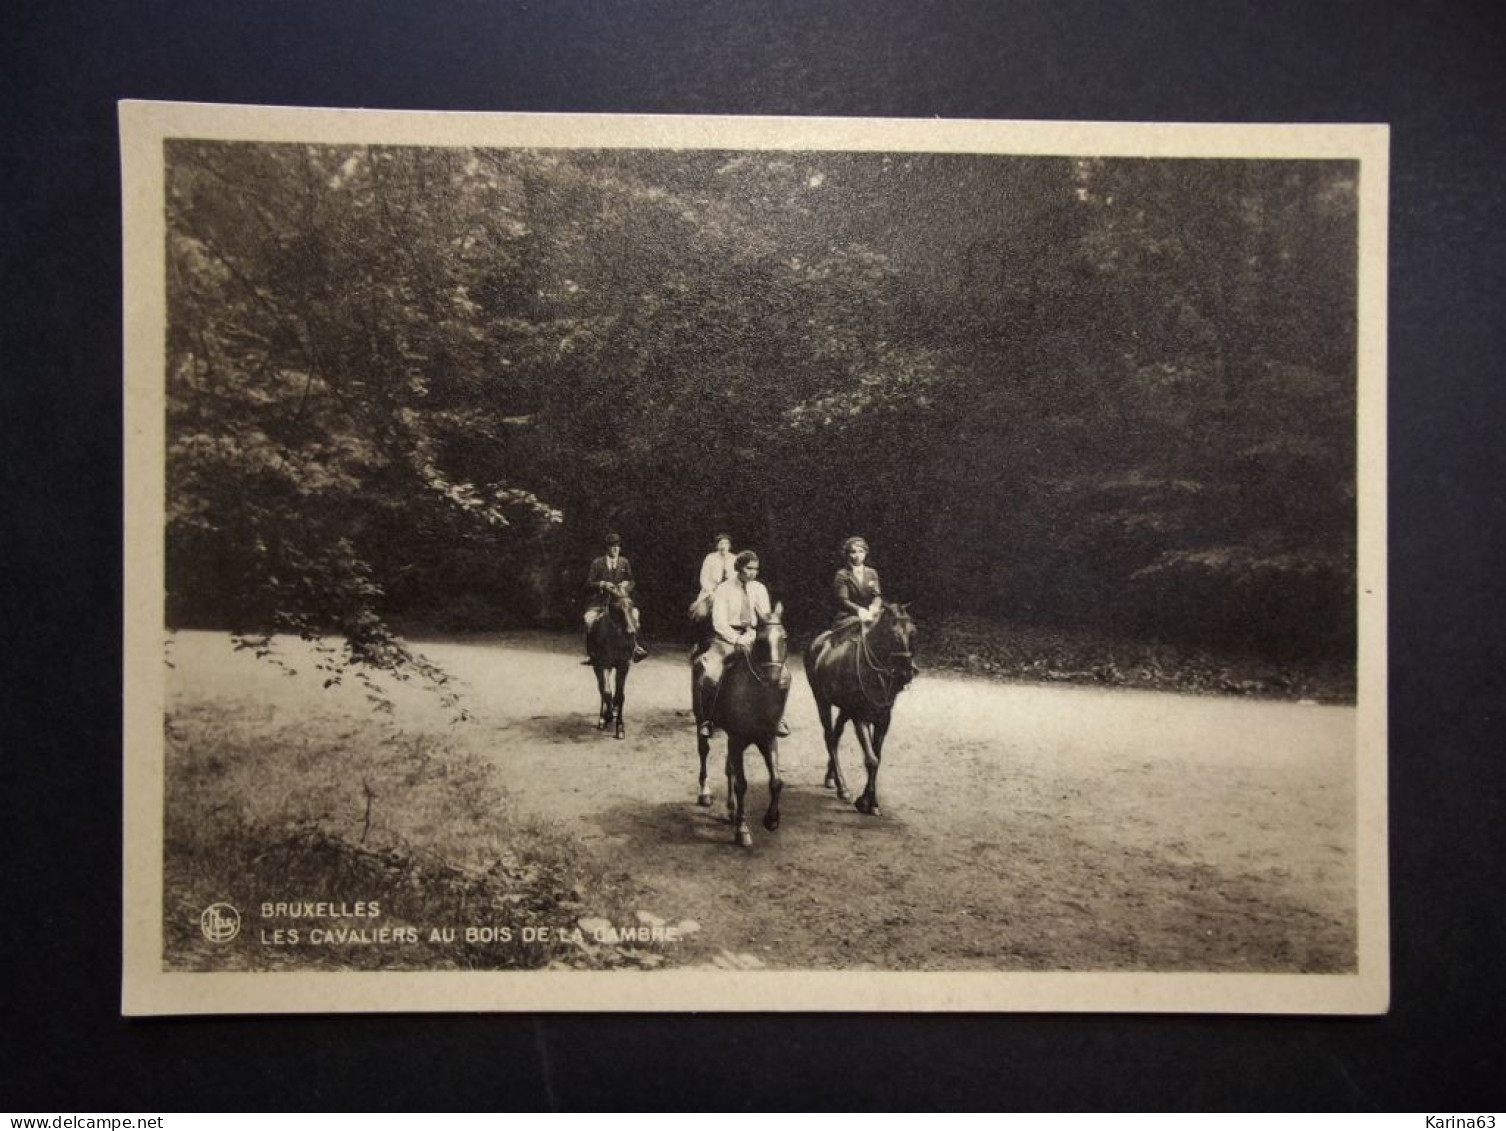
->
[804,630,833,680]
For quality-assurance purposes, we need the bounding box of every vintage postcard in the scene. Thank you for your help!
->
[121,103,1388,1014]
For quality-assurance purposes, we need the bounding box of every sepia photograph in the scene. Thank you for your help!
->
[121,104,1387,1014]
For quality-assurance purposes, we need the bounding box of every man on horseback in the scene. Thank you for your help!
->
[693,550,788,737]
[584,533,648,663]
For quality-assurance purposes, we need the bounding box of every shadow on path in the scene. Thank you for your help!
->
[592,783,910,858]
[511,706,694,746]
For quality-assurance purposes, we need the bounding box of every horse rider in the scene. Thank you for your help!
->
[693,549,790,737]
[688,532,737,649]
[583,532,648,663]
[831,535,884,635]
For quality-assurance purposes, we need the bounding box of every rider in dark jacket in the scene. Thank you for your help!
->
[584,533,647,662]
[831,535,884,632]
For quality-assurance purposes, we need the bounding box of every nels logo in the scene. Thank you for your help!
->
[200,902,241,944]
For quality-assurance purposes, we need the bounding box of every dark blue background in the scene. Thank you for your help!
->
[3,0,1503,1110]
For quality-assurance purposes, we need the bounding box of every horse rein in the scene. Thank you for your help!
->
[855,619,912,711]
[706,622,787,721]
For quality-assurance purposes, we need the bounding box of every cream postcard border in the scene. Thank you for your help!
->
[120,101,1389,1016]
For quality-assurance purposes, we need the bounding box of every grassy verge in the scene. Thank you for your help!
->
[917,615,1356,703]
[164,701,657,971]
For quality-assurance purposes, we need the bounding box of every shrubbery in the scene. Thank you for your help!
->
[164,702,656,971]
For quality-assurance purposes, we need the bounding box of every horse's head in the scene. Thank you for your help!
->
[877,602,918,688]
[753,601,789,672]
[606,588,636,631]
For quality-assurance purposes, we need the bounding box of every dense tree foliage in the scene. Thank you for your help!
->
[165,141,1357,673]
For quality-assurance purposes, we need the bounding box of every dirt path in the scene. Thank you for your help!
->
[169,630,1357,972]
[425,633,1357,972]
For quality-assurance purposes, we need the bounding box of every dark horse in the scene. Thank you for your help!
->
[804,604,918,815]
[587,589,636,739]
[692,605,791,847]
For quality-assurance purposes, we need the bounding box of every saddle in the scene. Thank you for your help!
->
[826,615,869,645]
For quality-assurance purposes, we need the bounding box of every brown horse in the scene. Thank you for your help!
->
[804,604,918,815]
[587,589,636,739]
[692,605,791,847]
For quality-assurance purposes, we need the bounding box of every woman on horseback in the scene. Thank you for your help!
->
[831,535,884,633]
[688,532,736,633]
[808,536,918,816]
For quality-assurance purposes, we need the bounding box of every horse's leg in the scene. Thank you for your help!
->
[828,708,853,802]
[594,665,611,730]
[692,668,713,804]
[730,739,752,847]
[696,732,714,806]
[696,731,713,808]
[613,661,628,739]
[724,742,736,820]
[815,696,837,789]
[852,718,881,816]
[867,711,891,816]
[760,737,784,832]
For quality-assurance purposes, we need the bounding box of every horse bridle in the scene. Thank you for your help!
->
[855,616,913,710]
[706,619,787,724]
[607,590,634,623]
[739,617,788,686]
